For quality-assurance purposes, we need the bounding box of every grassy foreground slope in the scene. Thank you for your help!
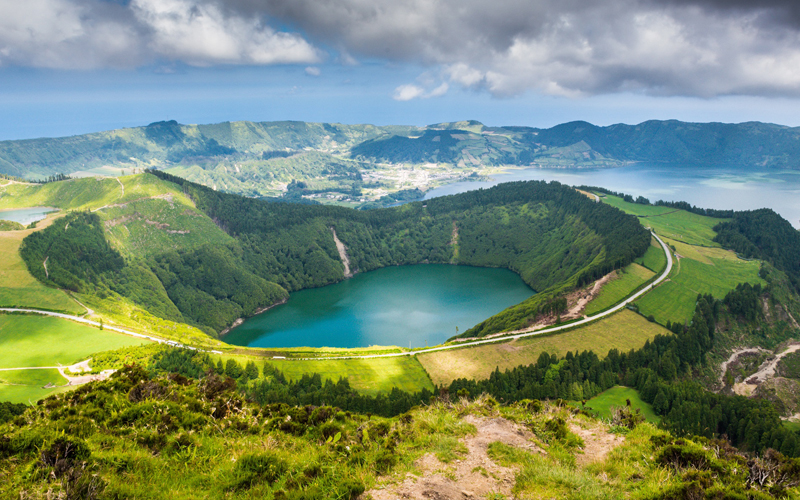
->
[2,365,796,500]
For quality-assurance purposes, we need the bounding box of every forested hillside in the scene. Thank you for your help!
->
[18,173,649,338]
[152,171,650,336]
[3,119,800,188]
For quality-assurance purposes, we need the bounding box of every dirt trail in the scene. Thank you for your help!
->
[56,359,115,386]
[368,415,540,500]
[331,228,352,278]
[746,342,800,385]
[569,422,625,466]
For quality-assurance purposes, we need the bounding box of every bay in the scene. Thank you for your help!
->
[424,163,800,228]
[224,264,533,349]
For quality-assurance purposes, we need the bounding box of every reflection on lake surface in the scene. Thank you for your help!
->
[224,264,533,349]
[424,163,800,228]
[0,207,56,225]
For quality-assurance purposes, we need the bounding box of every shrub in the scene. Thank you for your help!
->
[375,450,397,474]
[232,452,289,489]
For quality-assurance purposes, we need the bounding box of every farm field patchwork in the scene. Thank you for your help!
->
[636,242,764,324]
[600,195,723,247]
[417,309,669,386]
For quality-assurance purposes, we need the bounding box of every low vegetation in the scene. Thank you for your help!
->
[581,386,660,423]
[584,262,654,315]
[418,309,668,385]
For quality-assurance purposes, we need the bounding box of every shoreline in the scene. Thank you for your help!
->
[219,298,288,336]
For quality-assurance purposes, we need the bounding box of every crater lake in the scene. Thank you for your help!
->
[223,264,534,349]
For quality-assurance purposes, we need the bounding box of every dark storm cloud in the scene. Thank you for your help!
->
[2,0,800,98]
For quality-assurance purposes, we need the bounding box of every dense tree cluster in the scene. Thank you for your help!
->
[20,212,124,293]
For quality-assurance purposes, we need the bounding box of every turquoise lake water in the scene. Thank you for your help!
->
[224,264,533,349]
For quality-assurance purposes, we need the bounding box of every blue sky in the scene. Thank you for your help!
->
[2,0,800,140]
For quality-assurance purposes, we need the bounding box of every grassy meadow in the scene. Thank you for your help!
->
[0,313,149,403]
[210,352,434,396]
[598,195,765,325]
[0,314,147,368]
[635,240,764,324]
[635,237,668,273]
[585,263,654,315]
[581,386,660,423]
[418,310,669,386]
[600,195,723,247]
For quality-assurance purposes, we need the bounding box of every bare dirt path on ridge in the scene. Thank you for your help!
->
[368,415,540,500]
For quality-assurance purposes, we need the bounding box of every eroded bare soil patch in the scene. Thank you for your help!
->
[367,415,540,500]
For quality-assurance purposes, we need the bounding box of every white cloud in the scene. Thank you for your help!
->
[0,0,320,69]
[0,0,143,68]
[305,66,321,76]
[131,0,320,66]
[2,0,800,98]
[392,82,449,101]
[393,84,426,101]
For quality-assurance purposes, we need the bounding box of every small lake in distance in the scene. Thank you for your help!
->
[224,264,533,349]
[0,207,57,225]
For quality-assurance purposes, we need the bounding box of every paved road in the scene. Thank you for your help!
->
[296,231,673,360]
[0,232,671,362]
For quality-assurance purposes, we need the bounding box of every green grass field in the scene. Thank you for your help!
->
[0,314,147,368]
[100,195,234,258]
[269,356,434,395]
[636,246,764,324]
[418,310,669,386]
[212,353,434,396]
[635,238,668,273]
[598,196,764,325]
[585,263,654,315]
[582,386,660,423]
[601,195,723,247]
[0,314,150,403]
[0,368,64,387]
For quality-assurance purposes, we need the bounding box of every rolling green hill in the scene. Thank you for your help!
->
[3,119,800,204]
[12,173,649,339]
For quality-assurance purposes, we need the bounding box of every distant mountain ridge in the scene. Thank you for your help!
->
[2,118,799,182]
